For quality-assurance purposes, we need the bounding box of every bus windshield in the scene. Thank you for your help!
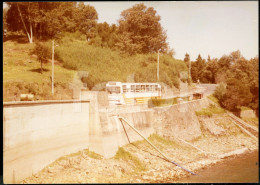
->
[106,86,121,94]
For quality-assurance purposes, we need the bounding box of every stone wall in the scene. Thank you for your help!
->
[152,98,210,141]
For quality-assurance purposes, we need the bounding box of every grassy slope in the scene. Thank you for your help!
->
[3,33,187,101]
[3,40,76,101]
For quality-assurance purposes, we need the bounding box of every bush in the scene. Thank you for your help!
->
[195,109,213,117]
[148,97,178,107]
[213,82,226,104]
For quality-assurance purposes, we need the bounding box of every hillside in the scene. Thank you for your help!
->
[3,33,187,102]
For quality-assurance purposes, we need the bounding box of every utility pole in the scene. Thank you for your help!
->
[157,50,160,82]
[189,58,191,83]
[52,40,54,95]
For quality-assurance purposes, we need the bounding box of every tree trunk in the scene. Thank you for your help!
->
[40,23,42,40]
[41,61,43,73]
[29,23,33,43]
[17,4,33,44]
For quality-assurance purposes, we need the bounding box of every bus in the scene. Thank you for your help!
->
[106,82,161,105]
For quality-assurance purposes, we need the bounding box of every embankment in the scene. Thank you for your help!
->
[4,93,256,183]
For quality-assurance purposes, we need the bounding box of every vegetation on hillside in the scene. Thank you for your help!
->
[185,50,258,116]
[3,1,258,115]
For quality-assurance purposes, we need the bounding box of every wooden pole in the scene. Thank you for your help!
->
[157,50,159,82]
[52,40,54,95]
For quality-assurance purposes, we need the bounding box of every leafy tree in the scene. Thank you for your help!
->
[191,54,206,82]
[31,42,50,73]
[73,2,98,41]
[95,22,118,48]
[5,2,98,42]
[222,78,252,113]
[3,7,8,37]
[213,82,227,105]
[6,2,41,43]
[205,58,218,83]
[117,3,168,54]
[184,53,190,68]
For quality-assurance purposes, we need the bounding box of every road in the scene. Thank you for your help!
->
[197,83,217,96]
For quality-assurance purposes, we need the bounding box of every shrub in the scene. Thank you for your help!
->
[114,147,146,172]
[195,109,213,117]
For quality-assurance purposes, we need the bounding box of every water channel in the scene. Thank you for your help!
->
[175,150,259,183]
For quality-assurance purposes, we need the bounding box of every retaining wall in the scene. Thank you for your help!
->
[3,100,90,184]
[3,92,210,183]
[86,91,154,158]
[152,98,210,141]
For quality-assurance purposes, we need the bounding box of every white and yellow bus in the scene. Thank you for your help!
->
[106,82,161,105]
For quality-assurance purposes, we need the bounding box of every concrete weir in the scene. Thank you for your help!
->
[3,91,210,183]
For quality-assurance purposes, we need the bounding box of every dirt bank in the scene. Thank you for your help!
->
[22,113,258,184]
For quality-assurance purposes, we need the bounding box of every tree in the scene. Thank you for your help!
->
[184,53,191,83]
[184,53,190,68]
[222,78,252,113]
[6,2,41,43]
[95,22,118,48]
[191,54,206,82]
[3,7,8,37]
[117,3,168,54]
[73,2,98,41]
[31,42,50,73]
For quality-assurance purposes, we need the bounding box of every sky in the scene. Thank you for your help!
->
[3,1,258,61]
[85,1,258,61]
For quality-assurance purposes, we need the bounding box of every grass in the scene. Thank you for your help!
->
[239,106,252,111]
[3,40,76,101]
[207,95,220,105]
[84,149,103,159]
[148,133,178,147]
[4,33,187,101]
[148,96,191,108]
[46,149,102,169]
[196,104,226,117]
[114,147,146,172]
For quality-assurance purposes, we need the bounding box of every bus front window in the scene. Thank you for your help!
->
[107,86,121,94]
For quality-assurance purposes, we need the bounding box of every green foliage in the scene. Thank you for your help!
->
[191,54,206,83]
[30,42,51,73]
[148,134,178,147]
[5,2,98,42]
[114,147,146,172]
[240,106,252,111]
[117,3,168,54]
[54,33,186,89]
[84,149,103,159]
[3,40,75,101]
[195,104,225,117]
[221,78,253,112]
[208,95,220,105]
[213,82,227,105]
[148,97,178,107]
[195,109,213,117]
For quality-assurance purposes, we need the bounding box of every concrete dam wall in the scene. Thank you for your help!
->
[3,100,90,183]
[3,91,210,183]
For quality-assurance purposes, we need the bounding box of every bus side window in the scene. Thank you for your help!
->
[131,85,135,92]
[151,85,154,92]
[155,85,158,91]
[136,85,140,92]
[146,85,149,92]
[122,85,127,93]
[141,85,145,92]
